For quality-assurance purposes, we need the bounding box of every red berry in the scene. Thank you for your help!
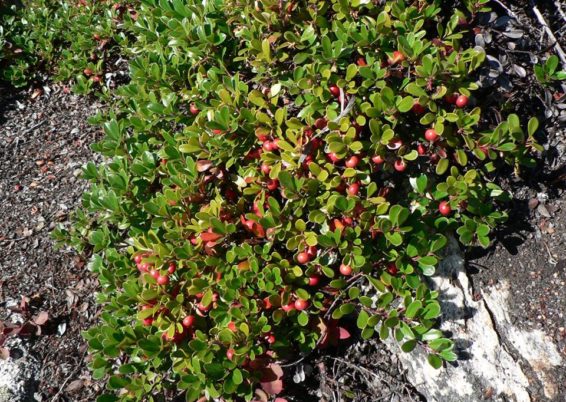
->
[281,302,295,312]
[439,201,452,216]
[356,57,367,67]
[424,129,438,142]
[294,299,309,311]
[339,264,353,276]
[387,262,398,275]
[266,334,276,344]
[394,159,406,172]
[329,85,340,97]
[445,93,458,104]
[297,252,310,264]
[308,275,321,286]
[134,255,143,264]
[168,262,176,274]
[417,144,426,155]
[306,246,318,257]
[182,315,195,328]
[143,317,154,326]
[342,216,353,226]
[150,269,160,279]
[227,321,237,332]
[327,152,342,163]
[347,182,360,196]
[455,95,469,108]
[189,103,199,115]
[140,263,150,272]
[412,102,426,114]
[226,348,235,360]
[345,155,360,168]
[212,129,224,135]
[83,68,93,76]
[261,163,271,174]
[314,118,327,129]
[157,275,169,285]
[372,155,385,165]
[266,179,279,191]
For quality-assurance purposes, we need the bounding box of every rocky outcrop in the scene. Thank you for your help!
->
[385,237,564,401]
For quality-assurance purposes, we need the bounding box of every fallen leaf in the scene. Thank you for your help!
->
[33,311,49,326]
[65,379,83,393]
[260,363,284,395]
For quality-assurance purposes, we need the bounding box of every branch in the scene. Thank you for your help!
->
[532,3,566,69]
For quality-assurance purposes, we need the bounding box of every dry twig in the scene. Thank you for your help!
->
[532,3,566,68]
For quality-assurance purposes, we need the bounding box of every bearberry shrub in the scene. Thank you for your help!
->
[54,0,541,400]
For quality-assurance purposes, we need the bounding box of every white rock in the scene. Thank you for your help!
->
[383,236,563,401]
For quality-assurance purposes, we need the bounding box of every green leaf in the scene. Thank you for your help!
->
[405,300,422,319]
[232,368,243,385]
[401,340,417,352]
[527,117,538,136]
[428,354,443,369]
[435,158,449,175]
[397,96,415,113]
[357,309,369,329]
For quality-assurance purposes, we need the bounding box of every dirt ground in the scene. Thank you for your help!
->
[0,85,104,401]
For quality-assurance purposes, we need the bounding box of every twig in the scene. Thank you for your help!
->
[554,0,566,23]
[298,95,356,164]
[22,119,47,135]
[492,0,519,20]
[531,2,566,69]
[50,349,87,401]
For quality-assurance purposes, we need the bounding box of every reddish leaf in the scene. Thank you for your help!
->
[260,363,284,395]
[338,326,351,340]
[200,232,223,242]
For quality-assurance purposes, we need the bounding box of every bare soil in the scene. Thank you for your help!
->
[0,85,104,401]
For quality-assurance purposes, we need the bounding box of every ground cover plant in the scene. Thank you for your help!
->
[3,0,546,400]
[0,0,132,91]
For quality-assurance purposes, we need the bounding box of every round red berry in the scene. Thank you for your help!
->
[372,155,385,165]
[455,95,469,108]
[294,299,309,311]
[327,152,342,163]
[266,179,279,191]
[329,85,340,97]
[339,264,353,276]
[439,201,452,216]
[394,159,406,172]
[266,334,276,344]
[345,155,360,168]
[297,252,310,265]
[308,275,321,286]
[347,182,360,196]
[157,275,169,285]
[226,348,235,360]
[424,129,438,142]
[387,262,398,275]
[182,315,195,328]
